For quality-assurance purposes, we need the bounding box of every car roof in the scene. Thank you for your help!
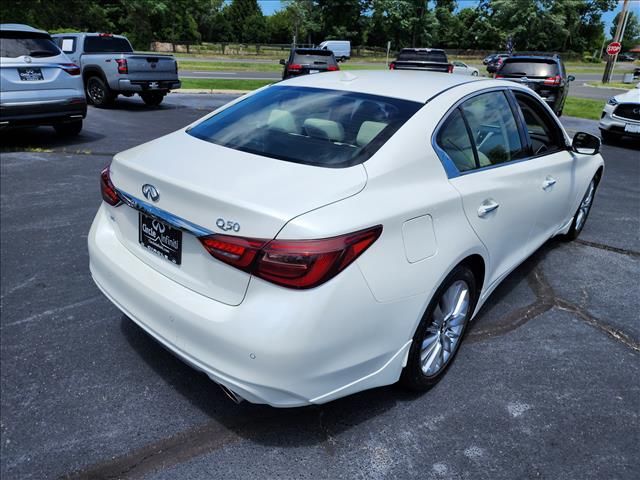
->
[401,48,445,53]
[278,70,489,103]
[505,55,558,62]
[0,23,49,35]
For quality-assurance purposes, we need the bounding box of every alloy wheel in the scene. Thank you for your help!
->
[420,280,470,377]
[575,180,595,232]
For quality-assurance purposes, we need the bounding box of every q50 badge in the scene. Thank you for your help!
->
[216,218,240,232]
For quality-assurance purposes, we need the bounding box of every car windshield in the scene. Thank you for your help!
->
[397,50,447,62]
[0,31,60,58]
[83,36,133,53]
[500,60,558,77]
[188,86,422,168]
[292,49,336,66]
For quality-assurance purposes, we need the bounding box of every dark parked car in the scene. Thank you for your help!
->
[618,53,636,62]
[495,55,574,116]
[486,53,510,73]
[280,49,339,80]
[483,52,509,65]
[389,48,452,73]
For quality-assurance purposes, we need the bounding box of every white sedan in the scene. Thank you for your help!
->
[452,60,479,76]
[89,71,604,407]
[599,83,640,143]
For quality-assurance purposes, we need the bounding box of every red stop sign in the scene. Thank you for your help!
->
[606,42,622,56]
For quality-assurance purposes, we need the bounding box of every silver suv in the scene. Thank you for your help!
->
[0,24,86,135]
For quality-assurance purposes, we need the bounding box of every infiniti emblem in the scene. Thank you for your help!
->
[142,184,160,202]
[24,56,32,63]
[634,107,640,115]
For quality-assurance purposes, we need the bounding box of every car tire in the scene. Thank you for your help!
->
[140,92,165,107]
[600,129,618,145]
[86,76,115,107]
[400,265,478,391]
[563,176,598,241]
[472,70,479,76]
[53,120,83,136]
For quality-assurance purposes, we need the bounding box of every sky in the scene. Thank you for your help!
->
[257,0,637,36]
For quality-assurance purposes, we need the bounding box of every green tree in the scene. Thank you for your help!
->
[433,0,461,48]
[610,11,640,50]
[225,0,265,42]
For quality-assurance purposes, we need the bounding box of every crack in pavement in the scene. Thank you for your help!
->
[575,239,640,258]
[468,257,639,352]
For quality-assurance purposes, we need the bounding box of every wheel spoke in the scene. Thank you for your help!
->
[422,341,442,373]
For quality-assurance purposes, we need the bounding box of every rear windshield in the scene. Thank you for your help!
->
[0,31,60,58]
[397,50,447,63]
[188,86,422,168]
[293,49,336,65]
[500,59,558,77]
[83,36,133,53]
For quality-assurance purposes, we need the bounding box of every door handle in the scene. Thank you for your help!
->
[478,200,499,217]
[542,176,557,190]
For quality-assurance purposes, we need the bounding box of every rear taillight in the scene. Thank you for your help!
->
[447,64,453,73]
[199,225,382,289]
[60,63,81,76]
[287,63,302,72]
[100,167,121,206]
[389,62,395,70]
[327,64,339,71]
[544,75,561,86]
[495,74,504,79]
[116,58,128,74]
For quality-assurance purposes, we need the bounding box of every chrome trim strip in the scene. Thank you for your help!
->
[116,189,214,237]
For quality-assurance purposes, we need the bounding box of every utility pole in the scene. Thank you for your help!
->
[602,0,630,84]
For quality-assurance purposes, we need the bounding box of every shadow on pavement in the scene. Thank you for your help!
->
[0,125,106,151]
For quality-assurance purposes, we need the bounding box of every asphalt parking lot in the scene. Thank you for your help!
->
[1,94,639,480]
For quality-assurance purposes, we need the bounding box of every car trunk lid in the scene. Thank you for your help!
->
[108,130,367,305]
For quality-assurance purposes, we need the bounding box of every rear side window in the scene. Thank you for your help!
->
[397,50,447,63]
[436,91,526,173]
[461,92,525,166]
[436,109,476,172]
[83,36,133,53]
[0,31,60,58]
[500,60,558,77]
[293,50,336,66]
[188,86,422,168]
[59,37,76,53]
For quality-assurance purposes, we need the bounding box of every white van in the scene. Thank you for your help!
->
[318,40,351,61]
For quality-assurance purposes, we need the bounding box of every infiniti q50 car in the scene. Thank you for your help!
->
[89,71,603,407]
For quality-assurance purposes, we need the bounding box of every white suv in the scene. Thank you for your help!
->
[0,23,86,135]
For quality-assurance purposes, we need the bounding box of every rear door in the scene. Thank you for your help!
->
[437,90,543,286]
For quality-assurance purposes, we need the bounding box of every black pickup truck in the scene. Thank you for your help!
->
[389,48,453,73]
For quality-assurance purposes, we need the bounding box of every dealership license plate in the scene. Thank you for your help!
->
[309,69,319,74]
[624,123,640,133]
[139,213,182,265]
[18,67,43,81]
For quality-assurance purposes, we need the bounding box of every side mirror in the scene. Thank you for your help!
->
[568,75,575,82]
[279,59,286,66]
[572,132,600,155]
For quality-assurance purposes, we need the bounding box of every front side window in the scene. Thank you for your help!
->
[188,86,422,168]
[0,32,60,58]
[514,92,565,155]
[460,91,525,166]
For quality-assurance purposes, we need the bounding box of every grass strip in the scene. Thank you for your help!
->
[179,78,274,91]
[564,97,604,120]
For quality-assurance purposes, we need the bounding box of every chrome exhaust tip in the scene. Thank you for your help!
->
[219,384,244,404]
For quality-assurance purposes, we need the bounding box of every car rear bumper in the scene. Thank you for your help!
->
[0,97,87,126]
[117,79,181,93]
[88,204,416,407]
